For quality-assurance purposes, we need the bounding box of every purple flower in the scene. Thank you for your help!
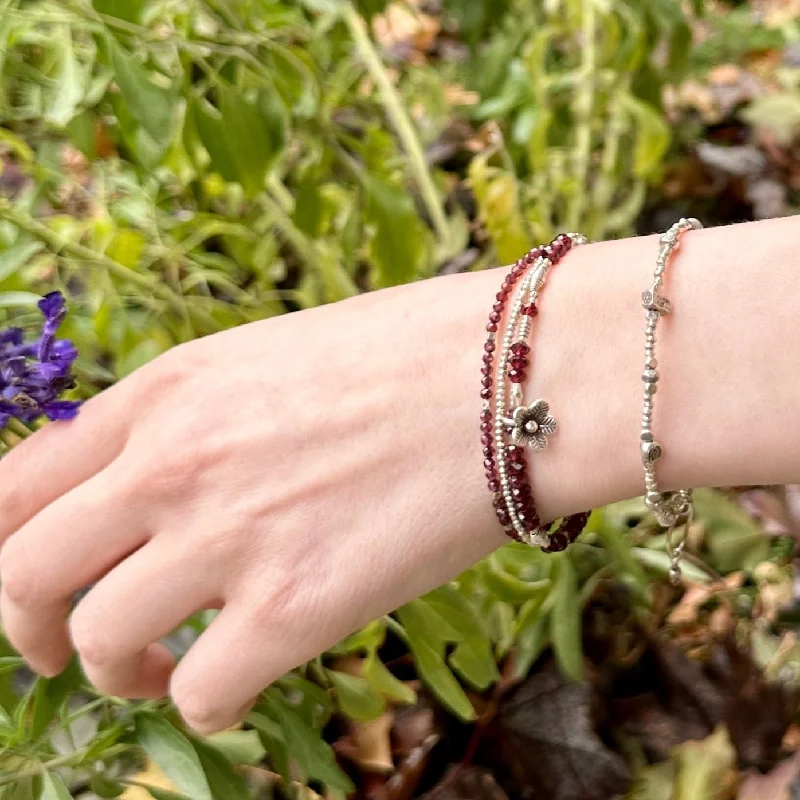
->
[0,291,80,429]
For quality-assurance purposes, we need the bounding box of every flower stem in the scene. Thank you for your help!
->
[567,0,596,232]
[341,3,449,244]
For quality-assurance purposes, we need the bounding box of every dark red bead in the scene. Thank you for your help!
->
[481,409,491,421]
[485,323,497,333]
[481,434,492,446]
[511,356,529,370]
[546,532,568,552]
[497,509,511,526]
[493,496,506,509]
[489,312,501,324]
[483,353,493,365]
[481,365,491,377]
[484,341,496,353]
[551,241,564,257]
[509,369,525,383]
[529,247,543,260]
[482,376,492,388]
[511,342,530,355]
[489,479,500,492]
[507,445,524,461]
[481,422,492,434]
[493,303,504,314]
[510,473,526,488]
[483,457,494,469]
[480,388,491,400]
[542,245,553,259]
[483,446,494,458]
[522,304,538,317]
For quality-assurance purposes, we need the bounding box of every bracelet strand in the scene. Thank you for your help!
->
[481,234,591,551]
[640,217,703,583]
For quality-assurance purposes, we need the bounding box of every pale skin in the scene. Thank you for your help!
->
[0,216,797,735]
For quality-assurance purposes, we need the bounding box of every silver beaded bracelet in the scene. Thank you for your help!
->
[640,217,702,584]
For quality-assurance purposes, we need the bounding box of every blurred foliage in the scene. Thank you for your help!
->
[0,0,799,798]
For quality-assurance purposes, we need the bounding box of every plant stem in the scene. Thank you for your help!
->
[0,748,90,786]
[567,0,596,232]
[341,3,449,244]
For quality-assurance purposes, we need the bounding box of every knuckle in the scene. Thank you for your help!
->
[70,610,114,669]
[172,682,222,733]
[0,537,38,605]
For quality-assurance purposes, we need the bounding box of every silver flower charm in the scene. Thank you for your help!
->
[509,399,558,451]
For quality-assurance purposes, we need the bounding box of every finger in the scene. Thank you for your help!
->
[69,536,219,699]
[0,467,147,676]
[0,389,128,544]
[170,601,320,735]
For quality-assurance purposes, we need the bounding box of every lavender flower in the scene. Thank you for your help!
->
[0,291,80,429]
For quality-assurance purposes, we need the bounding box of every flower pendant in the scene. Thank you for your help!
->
[509,399,558,451]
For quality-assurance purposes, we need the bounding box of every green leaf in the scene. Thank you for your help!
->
[550,557,583,681]
[89,773,124,798]
[218,83,281,198]
[205,729,265,766]
[622,95,671,178]
[191,99,238,183]
[93,0,145,22]
[363,175,426,287]
[29,661,82,741]
[329,619,386,655]
[0,292,42,309]
[192,737,250,800]
[134,713,212,800]
[672,726,735,800]
[39,772,71,800]
[468,156,529,264]
[363,651,416,705]
[395,600,476,721]
[483,560,551,605]
[194,84,284,198]
[513,613,548,681]
[45,28,85,127]
[593,513,651,604]
[246,710,290,779]
[633,548,711,583]
[424,586,500,690]
[123,784,188,800]
[327,669,385,721]
[694,488,769,573]
[107,36,174,147]
[0,241,43,284]
[265,689,354,793]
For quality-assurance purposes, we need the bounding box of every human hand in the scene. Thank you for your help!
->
[0,271,507,734]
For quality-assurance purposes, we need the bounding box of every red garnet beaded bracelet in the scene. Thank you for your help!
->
[480,233,591,551]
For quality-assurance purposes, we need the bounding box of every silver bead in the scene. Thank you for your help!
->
[645,490,662,507]
[642,369,659,383]
[668,566,682,586]
[645,356,658,369]
[641,440,662,463]
[644,382,658,396]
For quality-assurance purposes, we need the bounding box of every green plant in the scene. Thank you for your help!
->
[1,1,786,798]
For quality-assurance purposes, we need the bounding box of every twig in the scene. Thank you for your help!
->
[341,3,449,244]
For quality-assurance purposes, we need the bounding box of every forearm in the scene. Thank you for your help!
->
[449,215,800,546]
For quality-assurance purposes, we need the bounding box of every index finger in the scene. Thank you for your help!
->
[0,388,127,545]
